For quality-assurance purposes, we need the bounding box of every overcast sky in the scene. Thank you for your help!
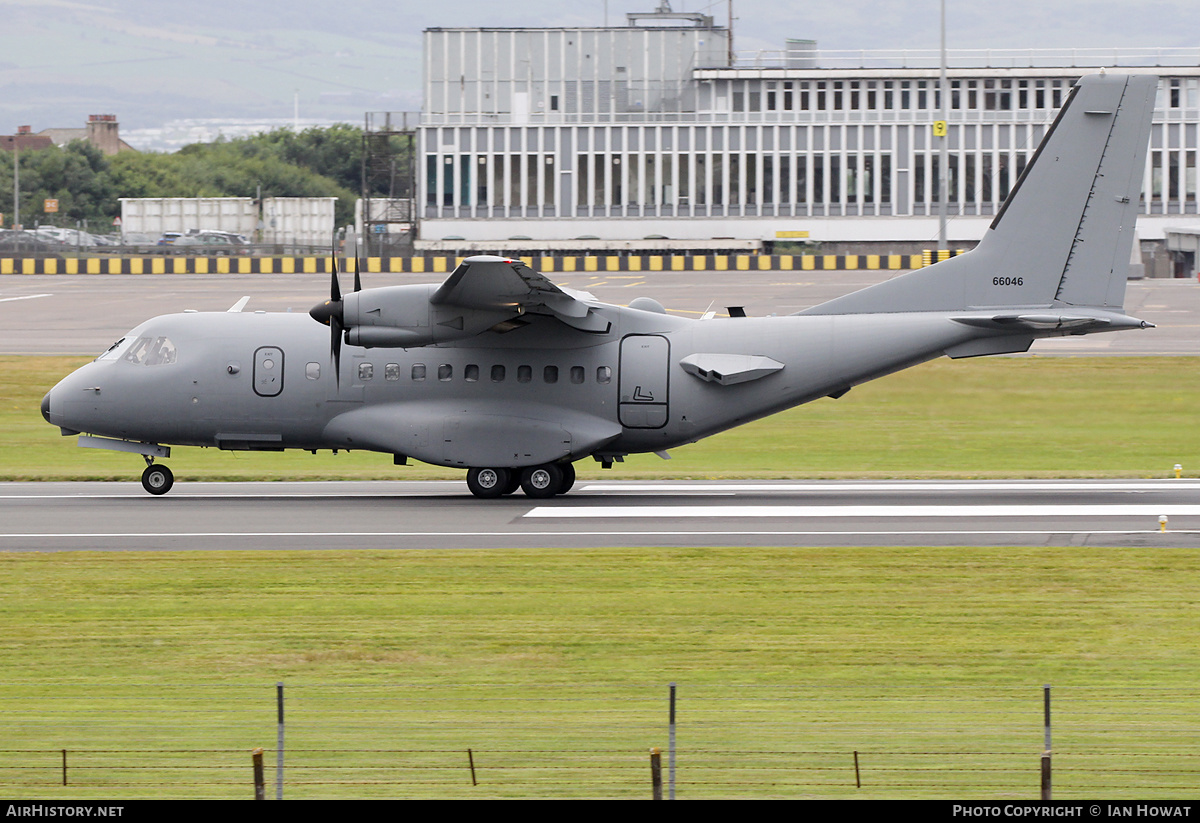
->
[2,0,1197,137]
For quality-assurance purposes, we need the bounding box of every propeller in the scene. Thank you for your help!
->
[308,229,365,388]
[310,235,347,386]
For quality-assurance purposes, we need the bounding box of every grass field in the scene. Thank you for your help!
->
[4,354,1200,797]
[1,547,1199,798]
[6,354,1198,481]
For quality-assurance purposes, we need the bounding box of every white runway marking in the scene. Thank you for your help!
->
[579,482,1200,493]
[526,505,1200,519]
[0,293,51,303]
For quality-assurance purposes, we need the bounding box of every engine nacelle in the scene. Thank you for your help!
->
[340,285,518,348]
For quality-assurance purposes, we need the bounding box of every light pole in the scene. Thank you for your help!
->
[938,0,948,251]
[12,141,19,232]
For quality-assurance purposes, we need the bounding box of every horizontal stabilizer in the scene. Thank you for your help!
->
[951,312,1152,333]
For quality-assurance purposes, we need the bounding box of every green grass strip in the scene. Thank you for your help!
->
[0,547,1198,798]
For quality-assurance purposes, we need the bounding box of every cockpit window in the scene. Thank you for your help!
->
[96,337,129,362]
[123,336,178,366]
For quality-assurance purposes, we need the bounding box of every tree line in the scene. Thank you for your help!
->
[0,125,413,233]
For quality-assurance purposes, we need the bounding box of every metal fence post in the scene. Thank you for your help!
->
[668,682,676,800]
[1041,684,1052,801]
[276,682,284,800]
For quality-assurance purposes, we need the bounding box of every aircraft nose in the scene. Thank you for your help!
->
[41,390,51,424]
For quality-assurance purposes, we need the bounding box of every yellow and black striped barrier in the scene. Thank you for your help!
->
[0,251,968,276]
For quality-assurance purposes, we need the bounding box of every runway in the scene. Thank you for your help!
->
[3,479,1198,550]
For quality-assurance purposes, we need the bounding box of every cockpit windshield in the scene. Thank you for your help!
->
[121,336,178,366]
[96,337,131,362]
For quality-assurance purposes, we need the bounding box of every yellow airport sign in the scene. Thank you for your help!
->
[43,199,59,213]
[775,230,810,239]
[932,120,948,137]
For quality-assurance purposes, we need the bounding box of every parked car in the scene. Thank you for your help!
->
[156,232,182,245]
[171,231,251,254]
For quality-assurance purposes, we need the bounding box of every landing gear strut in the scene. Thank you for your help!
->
[140,462,174,496]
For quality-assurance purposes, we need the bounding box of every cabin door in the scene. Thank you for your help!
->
[618,335,669,429]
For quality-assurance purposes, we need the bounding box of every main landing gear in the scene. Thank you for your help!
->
[466,462,576,499]
[140,460,174,496]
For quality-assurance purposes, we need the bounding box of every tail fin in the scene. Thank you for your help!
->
[802,73,1157,316]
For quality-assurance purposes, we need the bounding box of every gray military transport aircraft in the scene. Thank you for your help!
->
[42,73,1157,498]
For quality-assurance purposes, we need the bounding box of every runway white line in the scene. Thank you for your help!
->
[0,293,51,303]
[526,505,1200,519]
[579,482,1200,492]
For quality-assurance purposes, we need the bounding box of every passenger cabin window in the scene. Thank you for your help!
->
[123,336,177,366]
[491,365,506,382]
[570,366,585,384]
[306,362,321,380]
[544,365,558,384]
[412,364,426,381]
[517,365,532,383]
[464,364,479,382]
[385,363,401,381]
[358,363,374,381]
[438,364,452,381]
[597,366,612,384]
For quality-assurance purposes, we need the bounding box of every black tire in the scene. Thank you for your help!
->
[521,464,563,499]
[141,464,174,496]
[556,462,576,496]
[466,467,510,499]
[501,471,523,496]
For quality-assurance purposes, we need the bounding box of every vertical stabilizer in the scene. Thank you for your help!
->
[800,73,1157,316]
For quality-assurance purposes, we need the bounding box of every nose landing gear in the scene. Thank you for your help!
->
[141,459,174,496]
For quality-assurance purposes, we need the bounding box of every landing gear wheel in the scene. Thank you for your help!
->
[521,463,563,499]
[141,464,174,496]
[555,462,576,496]
[467,467,511,499]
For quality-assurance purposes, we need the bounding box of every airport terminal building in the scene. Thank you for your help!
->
[417,9,1200,266]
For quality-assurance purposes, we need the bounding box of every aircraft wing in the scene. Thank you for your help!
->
[431,255,608,332]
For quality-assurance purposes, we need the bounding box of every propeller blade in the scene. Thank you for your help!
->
[348,228,362,293]
[331,315,342,388]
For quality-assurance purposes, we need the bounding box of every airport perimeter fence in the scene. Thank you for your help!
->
[0,683,1197,800]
